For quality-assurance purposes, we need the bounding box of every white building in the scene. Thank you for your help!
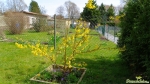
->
[21,11,50,28]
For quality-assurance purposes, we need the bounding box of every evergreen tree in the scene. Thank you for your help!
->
[99,3,106,24]
[81,0,100,29]
[29,0,41,13]
[118,0,150,76]
[106,4,115,21]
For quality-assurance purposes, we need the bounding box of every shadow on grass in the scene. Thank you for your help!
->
[75,55,132,84]
[27,30,38,33]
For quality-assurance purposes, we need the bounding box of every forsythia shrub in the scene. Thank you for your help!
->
[15,20,100,72]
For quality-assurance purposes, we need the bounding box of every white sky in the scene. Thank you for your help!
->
[1,0,121,16]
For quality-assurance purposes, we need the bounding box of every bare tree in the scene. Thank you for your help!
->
[6,0,27,12]
[114,5,123,15]
[0,1,5,14]
[56,6,65,19]
[64,1,80,19]
[56,6,65,16]
[40,6,47,14]
[120,0,127,7]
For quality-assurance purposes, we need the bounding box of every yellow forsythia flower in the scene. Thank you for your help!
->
[68,61,72,68]
[50,47,54,51]
[15,42,27,49]
[86,0,96,9]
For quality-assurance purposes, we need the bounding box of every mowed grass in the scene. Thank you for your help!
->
[0,29,131,84]
[0,31,52,84]
[74,30,131,84]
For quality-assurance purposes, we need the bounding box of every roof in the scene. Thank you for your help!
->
[21,11,49,17]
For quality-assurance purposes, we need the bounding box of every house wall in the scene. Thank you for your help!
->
[23,14,37,29]
[48,19,71,29]
[65,20,71,28]
[1,12,49,31]
[23,12,49,29]
[47,19,54,27]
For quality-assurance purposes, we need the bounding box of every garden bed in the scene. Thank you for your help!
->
[30,65,86,84]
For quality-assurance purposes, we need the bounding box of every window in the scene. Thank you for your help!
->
[32,18,36,24]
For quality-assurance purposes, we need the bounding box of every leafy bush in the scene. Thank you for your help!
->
[48,36,61,45]
[118,0,150,76]
[32,21,41,32]
[32,17,49,32]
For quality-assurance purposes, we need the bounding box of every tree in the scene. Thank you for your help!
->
[29,1,48,32]
[106,4,115,21]
[40,6,47,14]
[56,5,65,19]
[114,5,123,15]
[99,3,106,15]
[0,1,5,13]
[64,1,80,19]
[6,0,27,12]
[99,3,106,24]
[56,6,65,16]
[81,0,100,29]
[120,0,125,6]
[64,1,80,27]
[118,0,150,76]
[29,0,41,14]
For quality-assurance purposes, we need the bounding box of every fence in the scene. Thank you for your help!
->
[0,13,121,46]
[97,25,120,44]
[78,15,121,44]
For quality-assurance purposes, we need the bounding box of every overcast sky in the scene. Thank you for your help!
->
[1,0,121,16]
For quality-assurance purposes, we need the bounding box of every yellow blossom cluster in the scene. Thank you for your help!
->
[109,14,125,21]
[67,61,72,68]
[15,42,27,48]
[74,62,87,68]
[109,14,125,26]
[28,42,56,63]
[15,41,56,63]
[29,43,48,56]
[86,0,96,9]
[109,16,115,20]
[50,20,92,68]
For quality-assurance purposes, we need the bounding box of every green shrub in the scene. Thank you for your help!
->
[48,36,61,45]
[118,0,150,76]
[33,21,41,32]
[33,18,49,32]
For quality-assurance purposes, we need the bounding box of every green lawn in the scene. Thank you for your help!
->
[0,29,131,84]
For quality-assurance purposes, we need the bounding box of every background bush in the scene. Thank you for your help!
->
[4,12,26,34]
[118,0,150,76]
[32,17,50,32]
